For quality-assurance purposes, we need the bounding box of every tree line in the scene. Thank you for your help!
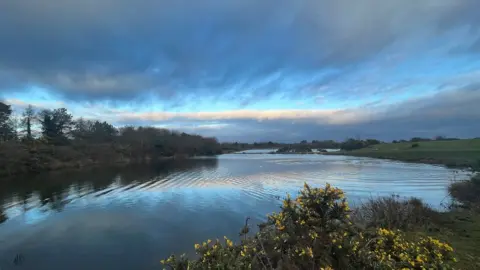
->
[0,101,222,176]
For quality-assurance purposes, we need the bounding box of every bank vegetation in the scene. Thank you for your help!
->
[0,101,221,176]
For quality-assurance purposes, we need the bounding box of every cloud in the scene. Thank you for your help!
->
[115,109,373,125]
[1,0,480,107]
[4,98,66,110]
[47,85,475,142]
[1,0,479,141]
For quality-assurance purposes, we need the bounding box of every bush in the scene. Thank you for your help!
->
[161,184,456,269]
[411,143,419,148]
[353,196,437,231]
[449,174,480,209]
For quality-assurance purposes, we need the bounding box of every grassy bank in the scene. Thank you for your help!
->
[429,210,480,269]
[327,139,480,169]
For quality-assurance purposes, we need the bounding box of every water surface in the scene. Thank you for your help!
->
[0,152,468,270]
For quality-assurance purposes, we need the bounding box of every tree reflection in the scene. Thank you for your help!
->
[0,209,7,224]
[0,157,219,213]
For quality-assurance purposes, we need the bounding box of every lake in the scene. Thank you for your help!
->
[0,152,469,270]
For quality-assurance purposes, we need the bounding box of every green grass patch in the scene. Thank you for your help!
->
[329,139,480,169]
[426,210,480,270]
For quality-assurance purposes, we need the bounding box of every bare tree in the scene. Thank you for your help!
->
[21,105,36,140]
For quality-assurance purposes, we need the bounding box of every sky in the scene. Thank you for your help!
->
[1,0,480,142]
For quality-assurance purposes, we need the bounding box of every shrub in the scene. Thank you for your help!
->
[411,143,419,148]
[353,196,437,231]
[449,174,480,209]
[161,184,456,269]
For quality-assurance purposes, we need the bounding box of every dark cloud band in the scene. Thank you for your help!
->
[1,0,479,106]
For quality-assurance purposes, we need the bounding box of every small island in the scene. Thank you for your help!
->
[276,144,314,154]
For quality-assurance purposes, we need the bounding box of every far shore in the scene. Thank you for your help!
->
[325,139,480,170]
[225,139,480,171]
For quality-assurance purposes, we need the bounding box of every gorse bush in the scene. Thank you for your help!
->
[161,183,456,269]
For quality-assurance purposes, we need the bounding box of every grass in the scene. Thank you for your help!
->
[428,210,480,269]
[328,139,480,169]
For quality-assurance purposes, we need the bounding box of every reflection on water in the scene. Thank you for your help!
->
[0,153,469,270]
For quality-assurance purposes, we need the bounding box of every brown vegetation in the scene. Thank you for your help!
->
[353,195,438,231]
[0,101,222,176]
[449,174,480,211]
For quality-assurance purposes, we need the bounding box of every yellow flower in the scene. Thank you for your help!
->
[207,239,212,244]
[194,243,201,250]
[160,260,165,264]
[306,247,313,258]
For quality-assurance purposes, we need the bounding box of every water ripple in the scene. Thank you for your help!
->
[0,153,471,270]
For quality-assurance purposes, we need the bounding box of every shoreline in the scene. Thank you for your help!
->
[0,155,198,178]
[325,151,479,171]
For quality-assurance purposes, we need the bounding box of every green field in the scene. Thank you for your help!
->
[330,139,480,169]
[434,210,480,269]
